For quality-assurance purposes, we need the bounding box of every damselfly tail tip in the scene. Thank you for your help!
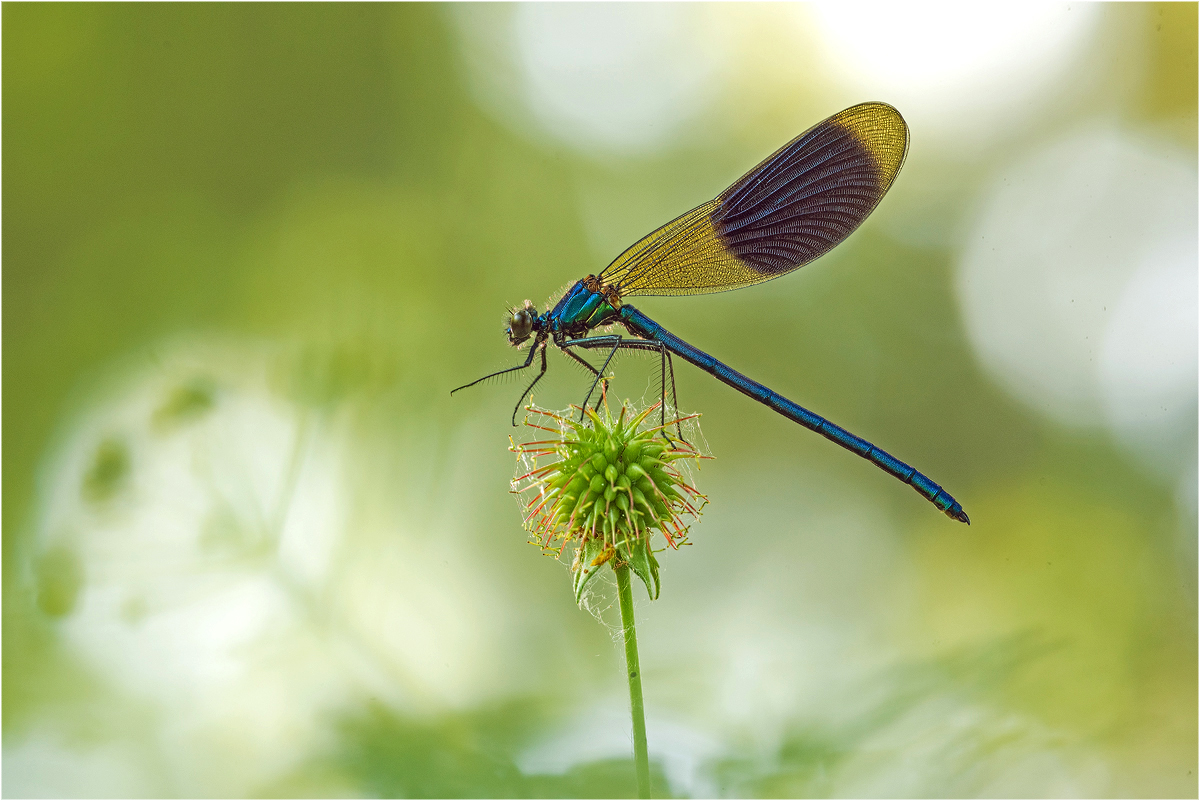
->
[948,506,970,525]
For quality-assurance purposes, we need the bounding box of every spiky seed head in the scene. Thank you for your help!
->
[511,401,708,602]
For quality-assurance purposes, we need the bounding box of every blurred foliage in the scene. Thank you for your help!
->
[2,3,1196,798]
[306,700,672,799]
[151,377,217,432]
[710,634,1058,797]
[34,544,85,620]
[80,437,131,505]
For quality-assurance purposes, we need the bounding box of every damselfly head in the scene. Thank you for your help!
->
[506,300,537,346]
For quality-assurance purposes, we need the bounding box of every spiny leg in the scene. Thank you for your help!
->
[510,342,549,425]
[563,335,683,437]
[560,335,625,419]
[560,342,604,381]
[560,343,619,419]
[641,338,684,442]
[451,335,543,395]
[658,345,686,443]
[581,339,624,418]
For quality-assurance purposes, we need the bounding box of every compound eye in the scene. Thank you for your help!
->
[508,308,534,343]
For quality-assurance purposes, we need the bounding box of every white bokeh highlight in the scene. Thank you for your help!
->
[958,129,1197,478]
[453,4,724,156]
[13,338,509,796]
[1099,241,1198,460]
[809,4,1101,152]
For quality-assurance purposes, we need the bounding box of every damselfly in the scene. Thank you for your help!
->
[453,102,968,523]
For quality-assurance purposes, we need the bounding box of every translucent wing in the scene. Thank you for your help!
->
[599,102,909,297]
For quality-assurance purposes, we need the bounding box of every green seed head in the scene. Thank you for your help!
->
[512,400,709,602]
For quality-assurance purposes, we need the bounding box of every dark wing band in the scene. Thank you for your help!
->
[600,102,909,297]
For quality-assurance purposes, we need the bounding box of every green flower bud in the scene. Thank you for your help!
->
[650,468,673,487]
[511,401,710,603]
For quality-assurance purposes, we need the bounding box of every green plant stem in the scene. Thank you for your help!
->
[615,563,651,799]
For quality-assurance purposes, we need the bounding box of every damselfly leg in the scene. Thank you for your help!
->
[451,336,550,425]
[562,335,685,441]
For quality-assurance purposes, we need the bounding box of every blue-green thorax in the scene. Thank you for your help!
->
[543,278,621,338]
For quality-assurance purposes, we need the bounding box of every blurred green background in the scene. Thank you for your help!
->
[4,4,1196,797]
